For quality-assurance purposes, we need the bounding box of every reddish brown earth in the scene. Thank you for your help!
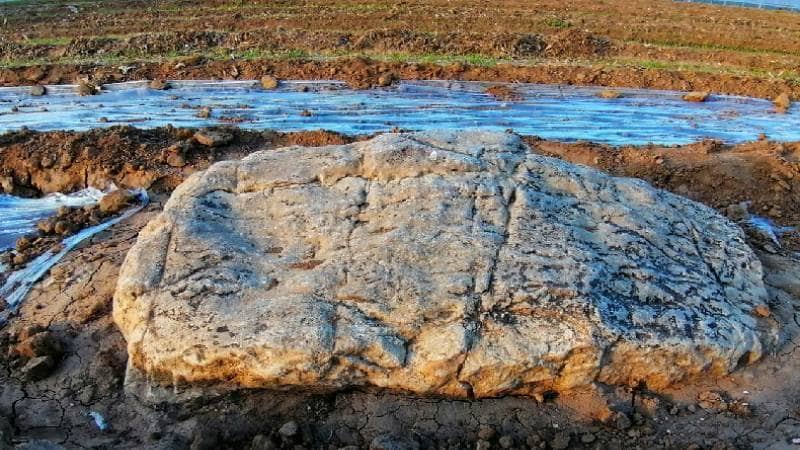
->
[2,0,799,99]
[3,57,799,101]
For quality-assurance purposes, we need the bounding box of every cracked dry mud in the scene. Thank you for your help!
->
[114,131,775,397]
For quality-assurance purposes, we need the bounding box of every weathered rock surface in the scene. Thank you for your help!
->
[114,131,772,397]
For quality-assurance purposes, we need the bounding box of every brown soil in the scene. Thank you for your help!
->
[1,129,799,448]
[3,127,799,230]
[2,57,799,101]
[2,0,800,99]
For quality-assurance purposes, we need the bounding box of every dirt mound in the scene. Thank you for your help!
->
[0,127,356,196]
[529,138,800,233]
[544,29,612,58]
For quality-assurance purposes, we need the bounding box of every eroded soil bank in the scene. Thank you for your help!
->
[1,128,800,449]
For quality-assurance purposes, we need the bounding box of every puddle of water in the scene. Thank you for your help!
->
[0,188,106,251]
[0,189,148,321]
[0,80,798,146]
[675,0,800,11]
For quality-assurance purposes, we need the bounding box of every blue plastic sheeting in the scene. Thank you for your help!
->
[0,190,148,317]
[0,188,106,251]
[675,0,800,11]
[0,80,797,146]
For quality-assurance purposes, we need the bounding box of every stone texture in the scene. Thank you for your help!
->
[114,131,772,397]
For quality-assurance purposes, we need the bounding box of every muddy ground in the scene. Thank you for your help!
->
[2,0,800,99]
[0,128,799,449]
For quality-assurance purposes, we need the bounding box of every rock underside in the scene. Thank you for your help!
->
[113,131,772,398]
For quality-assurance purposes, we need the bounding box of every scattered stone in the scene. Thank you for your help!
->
[30,85,47,96]
[475,440,491,450]
[53,220,75,236]
[598,89,622,99]
[369,434,419,450]
[697,391,728,412]
[194,130,233,147]
[550,432,571,450]
[682,91,710,102]
[149,79,170,90]
[278,420,299,438]
[477,425,496,441]
[260,75,280,90]
[498,435,514,448]
[196,107,212,119]
[613,412,632,430]
[115,131,772,396]
[774,93,791,112]
[728,400,752,417]
[525,434,543,447]
[724,202,749,221]
[249,434,278,450]
[15,235,32,252]
[20,355,57,380]
[581,433,596,444]
[99,190,135,214]
[300,109,313,117]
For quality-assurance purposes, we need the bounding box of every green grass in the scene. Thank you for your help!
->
[544,17,572,29]
[20,36,72,46]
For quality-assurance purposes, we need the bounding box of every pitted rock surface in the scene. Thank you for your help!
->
[114,131,771,397]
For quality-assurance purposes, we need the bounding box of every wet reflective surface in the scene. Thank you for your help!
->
[0,188,106,251]
[0,80,798,146]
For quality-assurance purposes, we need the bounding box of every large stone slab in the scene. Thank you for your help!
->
[114,131,772,397]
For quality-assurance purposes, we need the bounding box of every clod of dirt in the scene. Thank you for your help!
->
[30,85,46,97]
[682,91,710,102]
[485,85,521,101]
[76,81,101,96]
[193,130,233,147]
[774,93,791,113]
[99,190,136,214]
[598,89,622,99]
[149,79,170,90]
[278,421,299,438]
[376,72,397,87]
[753,304,771,317]
[549,432,571,450]
[260,75,279,90]
[20,355,57,381]
[162,143,188,167]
